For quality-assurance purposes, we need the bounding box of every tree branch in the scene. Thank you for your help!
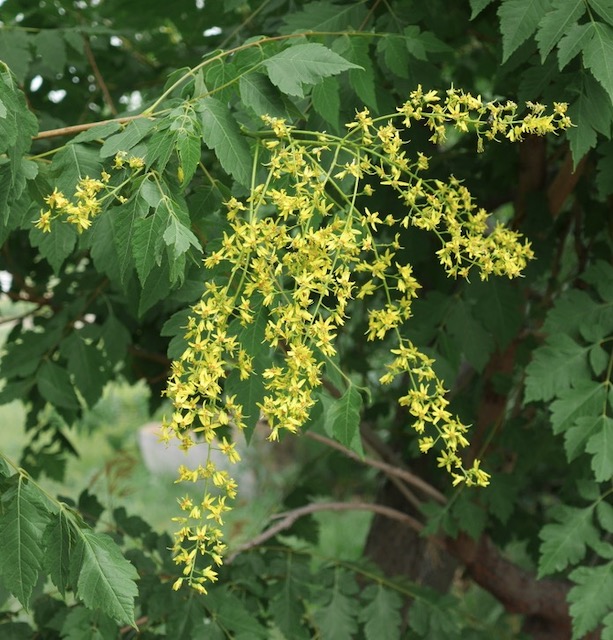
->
[305,430,447,505]
[228,500,424,562]
[33,115,147,141]
[83,34,118,116]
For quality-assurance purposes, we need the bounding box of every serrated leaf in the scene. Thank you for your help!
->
[163,214,200,257]
[37,361,80,410]
[536,0,585,61]
[378,35,410,78]
[132,208,166,285]
[50,144,101,196]
[470,0,496,19]
[472,279,523,349]
[360,584,402,640]
[268,559,310,639]
[198,97,252,186]
[313,572,359,640]
[0,476,51,606]
[550,381,605,434]
[598,501,613,532]
[29,221,77,273]
[60,334,107,408]
[71,529,138,626]
[88,207,134,288]
[568,563,613,639]
[280,1,367,33]
[326,385,363,455]
[583,21,613,102]
[239,73,287,118]
[585,416,613,481]
[71,121,122,144]
[446,299,494,372]
[589,0,613,24]
[498,0,550,62]
[100,118,154,158]
[312,76,340,129]
[42,509,74,596]
[524,334,590,403]
[543,287,612,336]
[538,505,599,577]
[333,35,378,109]
[176,132,201,186]
[263,43,360,98]
[558,22,595,69]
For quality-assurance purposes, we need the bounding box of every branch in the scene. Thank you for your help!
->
[82,34,117,116]
[228,500,424,562]
[33,115,147,141]
[305,430,447,505]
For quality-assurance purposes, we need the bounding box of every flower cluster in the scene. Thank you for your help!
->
[163,92,570,591]
[34,153,145,233]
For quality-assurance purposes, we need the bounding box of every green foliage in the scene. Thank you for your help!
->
[0,0,612,637]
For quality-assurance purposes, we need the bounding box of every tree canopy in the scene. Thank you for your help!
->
[0,1,612,639]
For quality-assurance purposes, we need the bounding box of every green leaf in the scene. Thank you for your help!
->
[472,279,523,349]
[550,382,603,435]
[239,73,287,118]
[29,221,77,273]
[582,21,613,102]
[71,529,138,626]
[543,287,613,336]
[325,385,363,455]
[176,132,201,186]
[598,501,613,533]
[0,476,51,606]
[568,562,613,639]
[0,30,32,83]
[198,97,252,186]
[100,118,154,158]
[446,299,494,372]
[333,35,378,109]
[536,0,585,61]
[37,361,80,410]
[42,509,75,596]
[163,214,200,258]
[558,22,595,69]
[35,30,67,75]
[313,571,359,640]
[204,587,268,638]
[360,584,402,640]
[498,0,551,62]
[268,558,311,639]
[538,504,599,577]
[312,76,340,130]
[585,416,613,481]
[280,1,367,33]
[524,334,591,403]
[470,0,496,19]
[589,0,613,24]
[263,43,360,98]
[50,144,101,196]
[59,334,107,408]
[378,35,410,79]
[132,208,166,285]
[72,121,122,144]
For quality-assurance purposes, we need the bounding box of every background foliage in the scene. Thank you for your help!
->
[0,0,612,638]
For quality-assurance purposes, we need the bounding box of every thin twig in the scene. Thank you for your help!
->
[305,430,447,504]
[228,501,423,561]
[33,115,146,141]
[83,34,118,116]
